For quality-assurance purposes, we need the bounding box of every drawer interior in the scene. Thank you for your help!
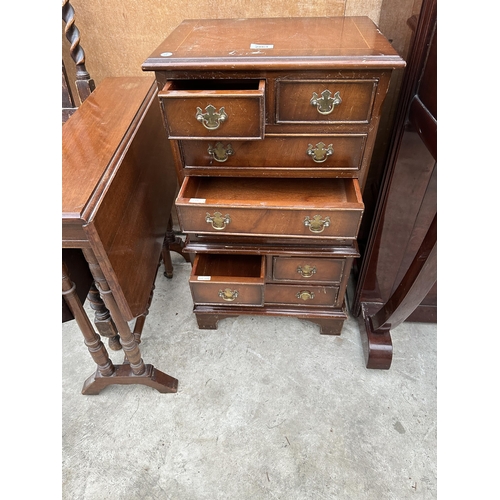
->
[164,79,263,92]
[192,254,265,279]
[179,176,362,208]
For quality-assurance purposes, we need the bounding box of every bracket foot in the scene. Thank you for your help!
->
[81,363,178,395]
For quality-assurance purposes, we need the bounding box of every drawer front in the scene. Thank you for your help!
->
[189,253,265,306]
[276,79,378,124]
[190,281,264,306]
[272,256,345,283]
[265,284,339,306]
[180,135,366,172]
[176,177,364,240]
[178,206,362,240]
[159,80,265,140]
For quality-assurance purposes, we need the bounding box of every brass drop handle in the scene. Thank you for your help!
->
[297,265,317,278]
[307,142,334,163]
[296,290,314,301]
[206,211,231,230]
[208,142,234,162]
[196,105,228,130]
[304,215,330,233]
[310,90,342,115]
[219,288,238,301]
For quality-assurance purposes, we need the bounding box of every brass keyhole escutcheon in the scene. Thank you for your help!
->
[196,105,228,130]
[206,211,231,230]
[208,142,234,162]
[304,215,330,233]
[310,90,342,115]
[307,142,334,163]
[297,265,317,278]
[219,288,238,301]
[296,290,314,301]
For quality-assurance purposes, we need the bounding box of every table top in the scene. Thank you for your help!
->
[62,76,155,227]
[143,17,405,71]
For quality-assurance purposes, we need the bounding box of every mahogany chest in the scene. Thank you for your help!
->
[143,17,404,334]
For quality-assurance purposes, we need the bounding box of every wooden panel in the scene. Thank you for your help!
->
[276,79,378,123]
[90,85,177,320]
[180,135,367,172]
[272,256,345,284]
[159,80,265,140]
[176,177,364,240]
[352,0,437,324]
[61,221,87,246]
[265,284,339,306]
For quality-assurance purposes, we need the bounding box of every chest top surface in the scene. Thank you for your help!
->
[143,17,404,72]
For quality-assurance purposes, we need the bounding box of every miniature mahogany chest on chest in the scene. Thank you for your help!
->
[143,17,404,334]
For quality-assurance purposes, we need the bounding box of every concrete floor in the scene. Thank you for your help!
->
[62,251,437,500]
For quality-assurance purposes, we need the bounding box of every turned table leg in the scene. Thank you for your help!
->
[87,282,122,351]
[62,262,116,385]
[71,249,178,394]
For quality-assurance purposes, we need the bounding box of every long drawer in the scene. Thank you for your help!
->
[176,176,364,240]
[180,135,367,172]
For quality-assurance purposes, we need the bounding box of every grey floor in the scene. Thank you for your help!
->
[62,251,437,500]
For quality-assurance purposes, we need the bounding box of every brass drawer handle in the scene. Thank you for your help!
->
[206,211,231,230]
[219,288,238,301]
[310,90,342,115]
[296,290,314,301]
[297,265,317,278]
[196,105,228,130]
[304,215,330,233]
[307,142,334,163]
[208,142,234,162]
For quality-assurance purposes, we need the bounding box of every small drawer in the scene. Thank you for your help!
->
[176,176,364,240]
[276,79,378,124]
[265,284,339,307]
[189,254,265,306]
[180,134,366,172]
[272,256,345,284]
[159,79,265,140]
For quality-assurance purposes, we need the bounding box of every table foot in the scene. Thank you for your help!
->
[358,304,393,369]
[81,363,179,395]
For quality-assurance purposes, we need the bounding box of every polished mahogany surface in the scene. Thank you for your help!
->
[143,17,403,339]
[143,17,405,70]
[62,76,177,321]
[353,3,436,321]
[351,0,437,368]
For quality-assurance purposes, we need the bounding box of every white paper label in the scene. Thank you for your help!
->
[197,276,211,281]
[189,198,206,204]
[250,43,274,49]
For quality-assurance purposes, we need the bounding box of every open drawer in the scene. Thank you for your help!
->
[159,79,265,140]
[176,176,364,240]
[189,254,265,306]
